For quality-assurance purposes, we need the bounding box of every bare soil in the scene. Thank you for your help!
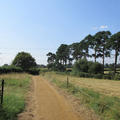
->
[18,76,82,120]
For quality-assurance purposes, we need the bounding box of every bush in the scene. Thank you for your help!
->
[26,68,40,75]
[94,74,103,79]
[108,72,115,80]
[54,62,66,72]
[88,62,103,74]
[47,62,66,72]
[47,63,55,70]
[103,74,112,80]
[0,66,23,74]
[73,59,89,73]
[114,74,120,80]
[72,59,103,75]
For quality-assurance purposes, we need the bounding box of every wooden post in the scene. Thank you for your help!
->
[1,79,4,104]
[67,76,69,88]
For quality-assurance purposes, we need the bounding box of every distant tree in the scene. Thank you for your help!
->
[109,32,120,73]
[88,34,101,62]
[47,52,56,64]
[3,64,9,67]
[46,52,56,70]
[94,31,111,69]
[12,52,37,70]
[56,44,69,65]
[80,35,92,59]
[70,43,83,61]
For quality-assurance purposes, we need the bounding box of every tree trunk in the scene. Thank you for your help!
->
[95,49,96,62]
[65,60,67,66]
[84,54,87,60]
[114,50,118,74]
[103,50,105,74]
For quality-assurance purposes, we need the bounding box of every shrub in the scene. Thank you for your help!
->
[47,63,55,70]
[73,59,88,73]
[47,62,66,72]
[88,62,103,74]
[114,74,120,80]
[0,66,23,74]
[72,59,103,75]
[94,74,103,79]
[103,74,112,80]
[108,72,115,80]
[26,68,40,75]
[54,62,66,72]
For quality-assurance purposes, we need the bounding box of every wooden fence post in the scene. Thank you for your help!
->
[1,79,4,104]
[67,76,69,88]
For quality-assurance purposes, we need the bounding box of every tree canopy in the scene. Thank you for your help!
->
[47,30,120,73]
[12,52,37,70]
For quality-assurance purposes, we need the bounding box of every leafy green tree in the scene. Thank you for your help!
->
[56,44,69,65]
[46,52,56,64]
[88,34,101,62]
[80,35,92,59]
[94,31,111,69]
[70,35,92,61]
[46,52,56,70]
[70,43,83,61]
[109,32,120,73]
[12,52,37,70]
[54,62,66,72]
[73,59,103,74]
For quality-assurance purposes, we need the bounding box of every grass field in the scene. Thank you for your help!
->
[0,73,31,120]
[44,72,120,98]
[43,72,120,120]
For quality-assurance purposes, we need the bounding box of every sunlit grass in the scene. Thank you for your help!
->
[44,72,120,98]
[43,72,120,120]
[0,73,31,120]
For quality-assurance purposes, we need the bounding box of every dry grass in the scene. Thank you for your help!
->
[44,72,120,98]
[44,72,120,120]
[0,73,30,80]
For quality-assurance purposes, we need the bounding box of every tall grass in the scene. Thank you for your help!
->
[0,73,31,120]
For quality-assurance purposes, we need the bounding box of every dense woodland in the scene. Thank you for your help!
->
[47,31,120,74]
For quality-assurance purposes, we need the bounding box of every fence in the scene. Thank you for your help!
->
[0,79,4,104]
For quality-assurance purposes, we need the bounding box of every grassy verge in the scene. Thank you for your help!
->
[0,73,31,120]
[43,72,120,120]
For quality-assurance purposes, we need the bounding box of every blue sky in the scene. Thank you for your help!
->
[0,0,120,65]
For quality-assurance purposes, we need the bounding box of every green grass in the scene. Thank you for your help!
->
[0,73,31,120]
[48,76,120,120]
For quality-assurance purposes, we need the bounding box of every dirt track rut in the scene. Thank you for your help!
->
[33,76,81,120]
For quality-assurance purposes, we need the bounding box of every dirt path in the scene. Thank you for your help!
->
[33,76,81,120]
[19,76,82,120]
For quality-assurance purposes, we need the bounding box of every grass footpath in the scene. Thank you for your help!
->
[0,73,31,120]
[43,72,120,120]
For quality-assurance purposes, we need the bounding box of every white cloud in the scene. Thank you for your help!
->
[100,25,108,29]
[92,25,108,30]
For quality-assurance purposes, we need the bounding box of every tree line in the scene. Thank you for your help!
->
[47,31,120,73]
